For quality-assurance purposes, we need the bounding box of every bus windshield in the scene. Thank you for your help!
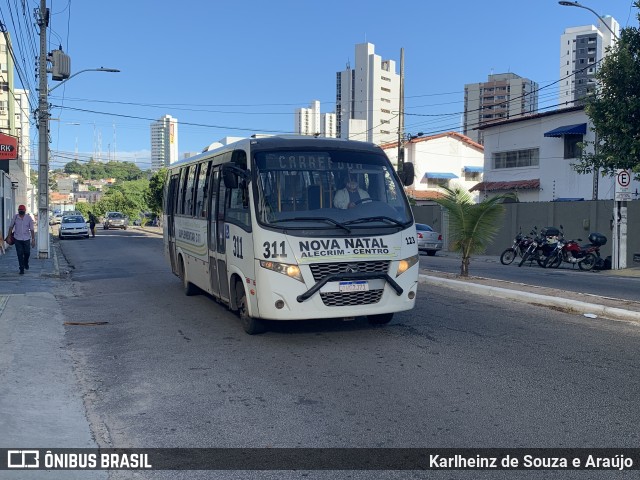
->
[253,149,413,230]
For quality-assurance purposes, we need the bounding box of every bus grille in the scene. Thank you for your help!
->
[310,261,390,307]
[320,290,384,307]
[309,260,390,282]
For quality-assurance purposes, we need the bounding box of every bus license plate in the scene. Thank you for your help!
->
[339,281,368,292]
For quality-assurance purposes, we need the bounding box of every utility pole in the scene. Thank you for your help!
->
[36,0,49,258]
[396,48,405,174]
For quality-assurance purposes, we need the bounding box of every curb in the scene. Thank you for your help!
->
[419,274,640,324]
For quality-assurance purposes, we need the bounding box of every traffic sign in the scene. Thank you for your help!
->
[615,169,632,201]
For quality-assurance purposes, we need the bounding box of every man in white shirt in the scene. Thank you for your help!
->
[334,175,370,209]
[7,205,36,275]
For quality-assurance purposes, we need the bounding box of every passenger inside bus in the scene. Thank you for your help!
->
[333,174,370,209]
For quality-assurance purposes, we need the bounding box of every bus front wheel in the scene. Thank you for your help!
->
[180,257,198,296]
[237,284,266,335]
[368,313,393,325]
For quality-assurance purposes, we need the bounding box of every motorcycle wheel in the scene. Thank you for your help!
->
[579,252,597,271]
[536,254,548,268]
[544,252,561,269]
[500,248,517,265]
[518,250,531,267]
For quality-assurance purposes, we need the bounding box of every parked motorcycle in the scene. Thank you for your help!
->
[517,226,561,267]
[500,230,533,265]
[544,229,607,271]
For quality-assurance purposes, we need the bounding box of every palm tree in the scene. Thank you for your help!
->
[435,187,512,277]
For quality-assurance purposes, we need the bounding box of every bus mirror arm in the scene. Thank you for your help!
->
[296,272,403,303]
[222,164,251,189]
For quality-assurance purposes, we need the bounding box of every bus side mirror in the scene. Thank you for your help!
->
[222,168,238,189]
[400,162,415,186]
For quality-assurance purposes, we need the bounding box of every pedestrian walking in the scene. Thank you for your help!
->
[7,205,36,275]
[88,211,97,238]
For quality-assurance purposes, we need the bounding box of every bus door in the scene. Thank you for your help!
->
[208,168,224,301]
[166,173,180,273]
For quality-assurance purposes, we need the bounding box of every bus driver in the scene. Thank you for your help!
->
[334,174,370,209]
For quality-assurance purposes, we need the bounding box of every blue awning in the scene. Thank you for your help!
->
[544,123,587,137]
[424,172,458,179]
[463,166,483,173]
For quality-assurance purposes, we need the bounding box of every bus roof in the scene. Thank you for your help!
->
[172,135,384,169]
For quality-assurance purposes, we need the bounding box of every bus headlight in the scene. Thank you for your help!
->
[260,260,303,282]
[396,254,419,277]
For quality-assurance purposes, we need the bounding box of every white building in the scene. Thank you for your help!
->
[559,16,619,106]
[0,33,32,210]
[474,106,639,202]
[464,73,539,145]
[294,100,337,138]
[336,43,400,145]
[382,132,484,203]
[150,114,178,171]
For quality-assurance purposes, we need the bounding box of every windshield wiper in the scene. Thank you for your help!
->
[269,217,351,233]
[344,216,405,227]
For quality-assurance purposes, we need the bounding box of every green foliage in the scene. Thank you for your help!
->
[577,2,640,176]
[435,187,511,277]
[61,159,145,181]
[94,178,150,219]
[146,168,167,214]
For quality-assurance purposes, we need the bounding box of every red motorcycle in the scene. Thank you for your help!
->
[544,230,607,271]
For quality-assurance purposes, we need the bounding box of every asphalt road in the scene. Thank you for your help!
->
[420,251,640,303]
[54,230,640,479]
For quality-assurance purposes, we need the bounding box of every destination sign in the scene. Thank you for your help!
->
[263,153,364,172]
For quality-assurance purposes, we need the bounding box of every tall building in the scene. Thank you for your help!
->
[294,100,336,138]
[559,15,619,106]
[150,115,178,171]
[336,43,400,145]
[464,73,539,145]
[0,32,31,210]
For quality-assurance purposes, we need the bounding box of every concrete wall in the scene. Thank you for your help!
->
[412,200,640,265]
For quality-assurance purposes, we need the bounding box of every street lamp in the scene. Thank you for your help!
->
[558,1,618,39]
[37,67,120,259]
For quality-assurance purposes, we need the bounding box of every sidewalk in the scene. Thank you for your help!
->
[0,235,106,478]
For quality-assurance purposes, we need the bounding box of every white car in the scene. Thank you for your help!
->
[416,223,443,256]
[49,214,63,225]
[59,215,90,239]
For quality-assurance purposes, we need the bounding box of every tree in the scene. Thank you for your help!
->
[575,2,640,177]
[146,168,166,215]
[435,187,511,277]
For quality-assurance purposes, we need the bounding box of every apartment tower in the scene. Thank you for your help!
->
[294,100,337,138]
[336,43,400,145]
[150,115,178,171]
[464,73,539,144]
[559,15,619,106]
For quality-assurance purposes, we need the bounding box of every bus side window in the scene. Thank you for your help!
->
[195,161,210,218]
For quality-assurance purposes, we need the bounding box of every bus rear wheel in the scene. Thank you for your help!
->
[237,284,266,335]
[368,313,394,325]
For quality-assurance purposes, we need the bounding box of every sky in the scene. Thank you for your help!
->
[2,0,638,171]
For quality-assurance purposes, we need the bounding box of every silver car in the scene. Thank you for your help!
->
[103,211,129,230]
[59,215,89,239]
[416,223,442,256]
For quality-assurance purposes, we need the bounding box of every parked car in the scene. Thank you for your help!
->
[416,223,443,256]
[59,215,89,239]
[49,213,63,225]
[103,211,129,230]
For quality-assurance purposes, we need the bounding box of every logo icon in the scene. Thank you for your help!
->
[7,450,39,468]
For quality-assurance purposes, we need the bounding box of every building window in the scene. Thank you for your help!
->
[381,87,391,93]
[564,135,583,159]
[492,148,539,169]
[464,171,481,181]
[427,178,450,188]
